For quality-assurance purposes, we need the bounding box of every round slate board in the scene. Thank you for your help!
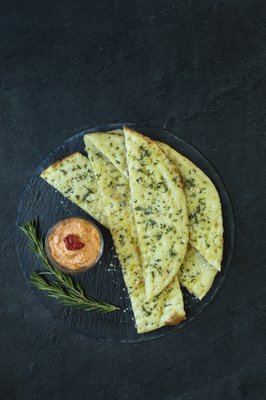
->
[16,123,235,342]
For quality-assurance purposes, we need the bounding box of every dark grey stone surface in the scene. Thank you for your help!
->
[1,0,266,399]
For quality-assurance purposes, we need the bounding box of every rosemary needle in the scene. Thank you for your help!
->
[20,221,119,313]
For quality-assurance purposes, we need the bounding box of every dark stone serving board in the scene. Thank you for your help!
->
[16,123,235,342]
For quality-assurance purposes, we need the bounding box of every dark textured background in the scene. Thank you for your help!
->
[1,0,266,399]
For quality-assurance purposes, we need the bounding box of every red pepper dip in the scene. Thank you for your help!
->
[47,218,103,271]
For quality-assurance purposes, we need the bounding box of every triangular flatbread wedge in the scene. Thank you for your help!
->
[124,127,189,301]
[158,143,223,271]
[40,152,108,227]
[178,245,217,300]
[84,136,186,333]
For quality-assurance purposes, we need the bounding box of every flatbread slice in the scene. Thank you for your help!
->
[40,152,108,228]
[84,136,186,333]
[124,127,189,301]
[84,129,127,178]
[158,143,223,271]
[178,245,217,300]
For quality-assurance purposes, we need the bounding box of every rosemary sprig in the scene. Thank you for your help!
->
[20,221,119,313]
[30,273,117,312]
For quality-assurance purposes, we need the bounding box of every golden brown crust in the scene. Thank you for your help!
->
[165,313,186,326]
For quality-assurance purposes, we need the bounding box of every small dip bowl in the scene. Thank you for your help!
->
[45,217,104,275]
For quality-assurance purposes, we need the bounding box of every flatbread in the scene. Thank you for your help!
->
[84,135,186,333]
[84,129,127,178]
[158,142,223,271]
[40,152,108,227]
[178,245,217,300]
[124,127,189,301]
